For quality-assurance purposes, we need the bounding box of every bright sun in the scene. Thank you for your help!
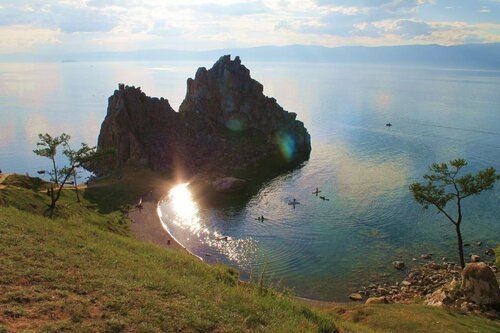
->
[169,183,198,223]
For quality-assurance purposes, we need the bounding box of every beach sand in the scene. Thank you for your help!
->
[129,186,185,250]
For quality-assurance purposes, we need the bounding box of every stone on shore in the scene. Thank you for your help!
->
[461,262,500,305]
[424,278,461,307]
[212,177,247,193]
[365,296,388,304]
[470,254,481,263]
[484,248,495,256]
[349,293,363,301]
[393,261,405,270]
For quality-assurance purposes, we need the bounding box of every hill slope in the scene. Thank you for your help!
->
[1,173,498,332]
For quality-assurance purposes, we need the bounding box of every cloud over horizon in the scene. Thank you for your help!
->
[0,0,499,55]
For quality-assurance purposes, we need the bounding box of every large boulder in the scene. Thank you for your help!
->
[95,56,311,176]
[212,177,246,193]
[461,262,500,305]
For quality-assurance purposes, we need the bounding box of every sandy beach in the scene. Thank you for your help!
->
[128,185,185,251]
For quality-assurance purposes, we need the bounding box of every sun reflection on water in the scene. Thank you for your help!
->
[159,183,257,267]
[168,183,203,233]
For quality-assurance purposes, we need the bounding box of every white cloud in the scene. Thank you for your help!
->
[0,25,61,53]
[0,0,498,54]
[381,19,433,38]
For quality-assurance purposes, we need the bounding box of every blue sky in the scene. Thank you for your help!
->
[0,0,499,54]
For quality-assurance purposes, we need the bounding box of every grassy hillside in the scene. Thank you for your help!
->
[327,304,500,333]
[1,171,498,332]
[0,173,338,332]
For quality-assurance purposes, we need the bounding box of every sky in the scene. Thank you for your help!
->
[0,0,499,55]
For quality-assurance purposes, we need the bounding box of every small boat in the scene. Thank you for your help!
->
[319,196,329,201]
[216,236,228,241]
[37,170,46,174]
[386,123,392,127]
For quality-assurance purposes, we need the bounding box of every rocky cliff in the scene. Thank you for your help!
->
[96,56,311,177]
[96,84,185,171]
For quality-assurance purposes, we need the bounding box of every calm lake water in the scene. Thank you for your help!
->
[1,61,499,301]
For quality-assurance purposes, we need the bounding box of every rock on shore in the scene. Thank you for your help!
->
[360,260,500,318]
[461,262,500,305]
[95,56,311,178]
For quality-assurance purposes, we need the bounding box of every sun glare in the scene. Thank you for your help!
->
[168,183,200,231]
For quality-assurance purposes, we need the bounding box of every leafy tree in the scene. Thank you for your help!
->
[34,133,98,215]
[409,159,499,268]
[33,133,70,185]
[49,142,96,212]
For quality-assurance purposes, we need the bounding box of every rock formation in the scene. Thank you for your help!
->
[461,262,500,305]
[96,84,184,171]
[95,56,311,177]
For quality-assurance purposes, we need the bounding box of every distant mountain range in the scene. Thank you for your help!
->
[3,43,500,69]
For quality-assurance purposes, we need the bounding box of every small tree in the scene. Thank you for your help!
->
[34,133,98,215]
[48,142,96,213]
[33,133,70,185]
[409,159,499,268]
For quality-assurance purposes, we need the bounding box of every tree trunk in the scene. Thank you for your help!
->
[73,172,80,203]
[455,225,465,269]
[48,166,76,217]
[51,158,58,185]
[50,185,55,207]
[48,185,56,217]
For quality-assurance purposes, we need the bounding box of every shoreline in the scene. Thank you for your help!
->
[126,178,498,309]
[126,180,343,304]
[128,185,185,251]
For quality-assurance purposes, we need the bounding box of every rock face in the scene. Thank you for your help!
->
[96,56,311,176]
[97,84,184,171]
[461,262,500,305]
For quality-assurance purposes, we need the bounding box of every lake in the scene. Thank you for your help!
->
[1,60,499,301]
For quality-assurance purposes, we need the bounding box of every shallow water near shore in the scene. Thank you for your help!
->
[2,61,500,301]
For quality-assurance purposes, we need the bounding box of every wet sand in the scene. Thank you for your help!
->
[129,186,185,250]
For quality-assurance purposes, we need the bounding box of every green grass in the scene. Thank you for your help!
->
[1,171,499,332]
[326,304,499,333]
[83,168,171,214]
[0,174,129,236]
[0,206,339,332]
[0,172,338,332]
